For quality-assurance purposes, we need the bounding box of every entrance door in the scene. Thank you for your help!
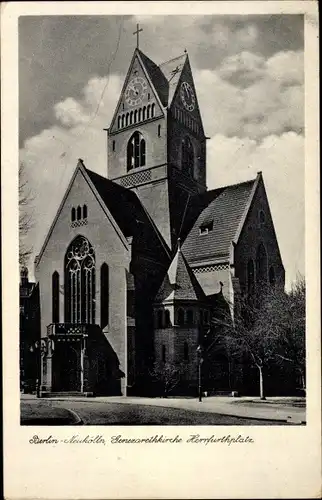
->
[54,343,80,391]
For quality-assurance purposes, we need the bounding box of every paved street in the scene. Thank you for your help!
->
[21,396,305,426]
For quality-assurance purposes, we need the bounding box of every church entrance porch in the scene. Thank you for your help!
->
[40,323,125,397]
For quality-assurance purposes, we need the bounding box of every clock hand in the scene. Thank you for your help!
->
[128,84,139,95]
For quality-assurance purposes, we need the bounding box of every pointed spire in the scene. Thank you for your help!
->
[77,158,86,170]
[177,237,181,250]
[155,245,205,302]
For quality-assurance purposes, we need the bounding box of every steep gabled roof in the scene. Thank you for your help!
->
[85,167,146,238]
[155,242,206,303]
[158,53,187,106]
[138,50,188,108]
[182,176,259,264]
[85,166,171,260]
[137,49,169,107]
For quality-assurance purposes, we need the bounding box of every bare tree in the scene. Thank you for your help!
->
[214,297,277,399]
[19,163,33,267]
[257,276,306,390]
[149,362,181,397]
[210,278,306,399]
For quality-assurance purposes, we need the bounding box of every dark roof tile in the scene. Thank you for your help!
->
[182,179,256,263]
[138,50,169,107]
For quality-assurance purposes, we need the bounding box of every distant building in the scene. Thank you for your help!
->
[33,46,285,397]
[20,267,40,392]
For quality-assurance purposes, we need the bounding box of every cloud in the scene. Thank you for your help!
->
[132,15,261,66]
[19,15,304,144]
[207,132,304,289]
[235,24,259,47]
[195,50,304,139]
[54,98,88,127]
[20,73,123,266]
[218,51,266,86]
[20,56,304,290]
[266,50,304,86]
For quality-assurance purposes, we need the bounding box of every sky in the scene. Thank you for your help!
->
[19,14,304,290]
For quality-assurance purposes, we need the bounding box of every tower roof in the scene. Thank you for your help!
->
[137,49,188,107]
[155,241,206,303]
[158,53,188,106]
[137,49,169,107]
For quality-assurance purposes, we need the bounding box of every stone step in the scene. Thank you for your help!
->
[212,390,239,397]
[40,391,94,398]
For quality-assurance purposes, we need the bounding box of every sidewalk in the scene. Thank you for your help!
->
[21,393,306,423]
[103,396,306,424]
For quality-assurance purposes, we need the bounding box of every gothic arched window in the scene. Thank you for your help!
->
[147,105,150,119]
[157,310,163,328]
[256,243,268,287]
[259,210,266,227]
[165,309,171,327]
[83,204,88,219]
[65,236,95,324]
[76,206,82,221]
[138,108,142,121]
[182,136,194,177]
[130,111,133,125]
[162,344,166,363]
[100,263,109,329]
[186,309,194,325]
[52,271,59,323]
[117,116,121,129]
[134,110,138,123]
[142,106,146,120]
[184,342,189,362]
[71,208,76,222]
[247,259,255,297]
[177,308,184,326]
[121,115,125,128]
[269,266,276,286]
[151,103,155,118]
[127,132,146,171]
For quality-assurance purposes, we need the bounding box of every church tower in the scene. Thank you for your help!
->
[106,34,207,251]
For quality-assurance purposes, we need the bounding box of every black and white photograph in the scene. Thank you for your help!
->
[2,2,320,499]
[17,12,308,426]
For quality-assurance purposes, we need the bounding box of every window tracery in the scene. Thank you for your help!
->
[65,236,95,324]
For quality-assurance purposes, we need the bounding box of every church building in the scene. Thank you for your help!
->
[34,38,285,397]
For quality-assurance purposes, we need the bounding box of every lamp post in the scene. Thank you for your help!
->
[29,341,42,397]
[196,345,203,402]
[29,339,53,397]
[80,334,88,393]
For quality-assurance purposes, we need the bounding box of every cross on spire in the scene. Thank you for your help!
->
[133,23,143,49]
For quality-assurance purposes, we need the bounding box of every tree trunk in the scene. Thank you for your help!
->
[299,369,306,391]
[258,365,266,400]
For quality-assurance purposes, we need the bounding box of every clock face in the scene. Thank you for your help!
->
[125,76,148,106]
[180,81,195,112]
